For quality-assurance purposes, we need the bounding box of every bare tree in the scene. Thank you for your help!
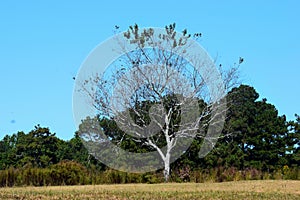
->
[75,23,240,182]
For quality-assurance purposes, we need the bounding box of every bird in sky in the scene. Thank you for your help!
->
[239,57,244,64]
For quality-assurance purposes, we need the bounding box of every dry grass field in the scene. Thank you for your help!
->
[0,180,299,199]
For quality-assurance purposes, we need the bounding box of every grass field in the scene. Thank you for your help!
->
[0,180,299,199]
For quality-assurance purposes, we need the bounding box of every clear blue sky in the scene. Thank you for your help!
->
[0,1,299,140]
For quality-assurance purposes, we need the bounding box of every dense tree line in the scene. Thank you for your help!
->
[0,85,299,186]
[0,126,104,171]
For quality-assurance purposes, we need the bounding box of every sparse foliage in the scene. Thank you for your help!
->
[78,23,240,181]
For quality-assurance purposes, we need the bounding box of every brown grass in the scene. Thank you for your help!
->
[0,180,299,199]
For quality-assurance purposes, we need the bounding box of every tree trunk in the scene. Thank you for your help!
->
[163,153,171,182]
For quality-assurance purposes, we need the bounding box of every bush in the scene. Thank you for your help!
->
[0,164,298,187]
[50,160,90,185]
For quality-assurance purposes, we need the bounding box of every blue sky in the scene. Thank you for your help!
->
[0,1,299,140]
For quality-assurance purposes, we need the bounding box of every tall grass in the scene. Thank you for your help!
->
[0,161,299,186]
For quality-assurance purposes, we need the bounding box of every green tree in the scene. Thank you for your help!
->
[246,98,288,171]
[15,125,60,168]
[287,115,300,166]
[0,133,20,169]
[62,132,105,170]
[198,85,259,170]
[214,85,292,171]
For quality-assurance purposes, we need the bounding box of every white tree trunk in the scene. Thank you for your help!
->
[164,152,171,182]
